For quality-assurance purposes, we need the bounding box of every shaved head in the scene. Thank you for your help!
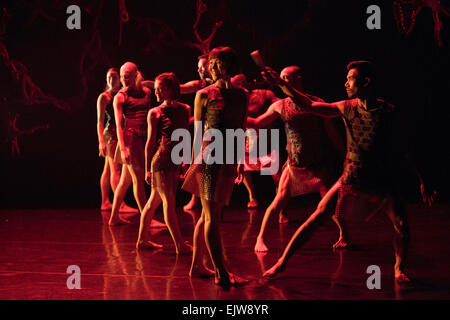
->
[280,65,303,90]
[120,61,138,88]
[120,61,138,74]
[280,66,302,79]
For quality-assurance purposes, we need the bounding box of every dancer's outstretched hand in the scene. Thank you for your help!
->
[420,183,437,207]
[261,67,284,86]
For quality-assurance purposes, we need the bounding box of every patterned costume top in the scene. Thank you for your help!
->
[151,103,190,173]
[181,84,247,205]
[117,87,151,122]
[340,98,397,189]
[202,84,247,149]
[279,96,335,169]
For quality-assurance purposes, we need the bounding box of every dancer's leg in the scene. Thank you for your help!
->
[189,210,214,277]
[159,186,192,254]
[255,166,290,252]
[383,196,411,283]
[109,167,132,225]
[243,172,258,208]
[136,189,163,249]
[100,159,112,210]
[264,180,341,277]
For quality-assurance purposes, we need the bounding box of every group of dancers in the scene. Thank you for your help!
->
[96,46,435,288]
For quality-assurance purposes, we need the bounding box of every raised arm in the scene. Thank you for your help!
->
[246,100,281,129]
[142,80,155,89]
[180,80,208,94]
[145,109,158,184]
[113,92,129,164]
[263,68,344,118]
[143,78,206,95]
[96,93,108,157]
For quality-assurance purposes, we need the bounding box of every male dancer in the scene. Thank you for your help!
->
[247,66,343,252]
[262,61,434,282]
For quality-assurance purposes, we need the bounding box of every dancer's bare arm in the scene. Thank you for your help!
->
[246,100,281,129]
[145,109,158,184]
[263,67,345,117]
[96,93,108,157]
[113,93,129,163]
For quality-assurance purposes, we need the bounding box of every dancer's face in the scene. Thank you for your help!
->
[209,58,227,81]
[280,68,302,90]
[120,65,136,88]
[107,71,120,90]
[155,80,174,102]
[345,68,360,99]
[198,58,209,80]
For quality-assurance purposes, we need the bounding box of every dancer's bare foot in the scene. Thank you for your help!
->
[332,238,349,250]
[254,237,269,252]
[101,202,113,211]
[136,240,163,250]
[189,265,215,278]
[263,260,285,278]
[215,272,248,288]
[395,269,411,283]
[108,217,130,226]
[176,241,193,255]
[183,196,200,211]
[119,203,139,213]
[278,212,289,224]
[150,219,166,228]
[247,199,259,209]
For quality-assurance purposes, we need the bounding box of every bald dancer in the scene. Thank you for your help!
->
[248,66,343,252]
[109,62,163,226]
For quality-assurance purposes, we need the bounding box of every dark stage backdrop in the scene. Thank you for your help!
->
[1,0,449,208]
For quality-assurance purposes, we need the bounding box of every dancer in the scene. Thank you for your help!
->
[136,72,192,254]
[232,74,280,209]
[182,55,214,211]
[262,61,435,282]
[248,66,342,252]
[182,47,248,287]
[97,68,138,213]
[108,62,163,227]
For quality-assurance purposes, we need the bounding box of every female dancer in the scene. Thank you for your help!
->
[108,62,163,227]
[182,47,248,287]
[136,72,192,254]
[96,68,136,213]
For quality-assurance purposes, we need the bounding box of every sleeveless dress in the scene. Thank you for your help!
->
[102,91,118,158]
[114,87,151,169]
[150,102,190,191]
[182,84,247,206]
[278,96,337,196]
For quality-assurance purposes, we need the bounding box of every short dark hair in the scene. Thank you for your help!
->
[346,60,376,82]
[208,46,239,76]
[155,72,180,100]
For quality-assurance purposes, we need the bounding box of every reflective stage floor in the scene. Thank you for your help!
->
[1,200,450,300]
